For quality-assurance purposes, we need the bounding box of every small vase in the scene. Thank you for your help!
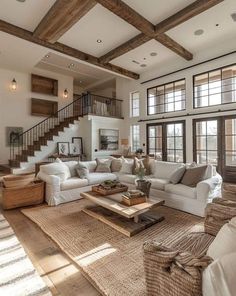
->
[136,179,151,198]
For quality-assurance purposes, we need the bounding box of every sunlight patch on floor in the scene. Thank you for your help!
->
[75,243,117,267]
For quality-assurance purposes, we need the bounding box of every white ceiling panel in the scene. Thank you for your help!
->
[111,39,176,73]
[0,32,49,72]
[167,0,236,53]
[0,0,56,31]
[59,4,139,57]
[36,52,115,87]
[123,0,195,24]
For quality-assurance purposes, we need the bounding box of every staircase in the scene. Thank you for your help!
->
[9,95,83,168]
[9,94,123,169]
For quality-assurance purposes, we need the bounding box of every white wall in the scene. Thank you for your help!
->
[78,115,123,160]
[116,52,236,163]
[0,67,73,164]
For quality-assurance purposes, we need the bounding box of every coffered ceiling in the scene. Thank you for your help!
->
[0,0,235,81]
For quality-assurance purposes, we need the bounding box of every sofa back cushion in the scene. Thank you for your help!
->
[95,158,112,173]
[153,161,183,180]
[40,162,71,181]
[77,160,97,173]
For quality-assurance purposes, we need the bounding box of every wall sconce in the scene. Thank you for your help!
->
[11,78,17,91]
[63,88,68,99]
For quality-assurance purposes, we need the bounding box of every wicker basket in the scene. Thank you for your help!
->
[2,180,45,210]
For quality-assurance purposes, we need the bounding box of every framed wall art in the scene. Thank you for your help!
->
[57,142,69,156]
[99,129,119,151]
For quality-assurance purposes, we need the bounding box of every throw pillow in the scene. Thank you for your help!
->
[95,158,112,173]
[207,219,236,260]
[119,157,134,174]
[170,165,186,184]
[181,165,207,187]
[76,162,89,179]
[109,157,122,172]
[202,252,236,296]
[142,156,151,176]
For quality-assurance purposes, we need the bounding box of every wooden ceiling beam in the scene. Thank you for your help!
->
[95,0,155,37]
[97,0,193,62]
[155,34,193,61]
[99,33,152,64]
[33,0,96,43]
[155,0,224,35]
[0,20,139,80]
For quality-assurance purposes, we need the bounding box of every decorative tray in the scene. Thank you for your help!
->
[92,181,128,196]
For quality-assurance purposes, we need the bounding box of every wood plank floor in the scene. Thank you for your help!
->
[1,205,100,296]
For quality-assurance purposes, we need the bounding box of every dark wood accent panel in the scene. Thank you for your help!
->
[33,0,96,43]
[31,74,58,96]
[155,0,224,34]
[0,20,139,80]
[31,98,58,117]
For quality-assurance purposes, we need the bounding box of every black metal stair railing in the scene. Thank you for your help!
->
[9,94,123,167]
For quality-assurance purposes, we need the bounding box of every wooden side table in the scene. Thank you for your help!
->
[2,180,45,210]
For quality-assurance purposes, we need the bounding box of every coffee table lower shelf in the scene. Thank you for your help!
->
[82,206,164,237]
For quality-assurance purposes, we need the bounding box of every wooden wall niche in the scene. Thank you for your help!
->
[31,98,58,117]
[31,74,58,96]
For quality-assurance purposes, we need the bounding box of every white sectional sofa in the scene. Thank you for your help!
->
[38,159,222,217]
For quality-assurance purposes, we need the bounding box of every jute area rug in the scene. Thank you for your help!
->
[22,200,203,296]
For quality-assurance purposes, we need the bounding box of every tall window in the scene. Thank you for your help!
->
[193,119,218,166]
[225,118,236,166]
[147,79,186,115]
[131,125,140,152]
[147,121,185,163]
[194,64,236,108]
[130,92,140,117]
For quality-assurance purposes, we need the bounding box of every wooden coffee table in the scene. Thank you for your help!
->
[80,191,165,237]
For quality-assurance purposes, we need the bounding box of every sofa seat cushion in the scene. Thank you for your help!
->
[87,173,117,185]
[60,177,88,191]
[165,183,197,199]
[148,178,169,191]
[116,173,137,184]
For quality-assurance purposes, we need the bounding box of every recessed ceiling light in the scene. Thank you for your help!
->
[231,13,236,22]
[97,39,102,43]
[150,52,157,57]
[45,54,50,58]
[140,64,147,67]
[194,29,204,36]
[16,0,26,2]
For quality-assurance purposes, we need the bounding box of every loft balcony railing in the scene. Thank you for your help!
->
[9,94,123,166]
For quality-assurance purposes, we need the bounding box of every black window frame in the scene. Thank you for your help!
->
[146,120,186,163]
[193,63,236,109]
[147,78,186,116]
